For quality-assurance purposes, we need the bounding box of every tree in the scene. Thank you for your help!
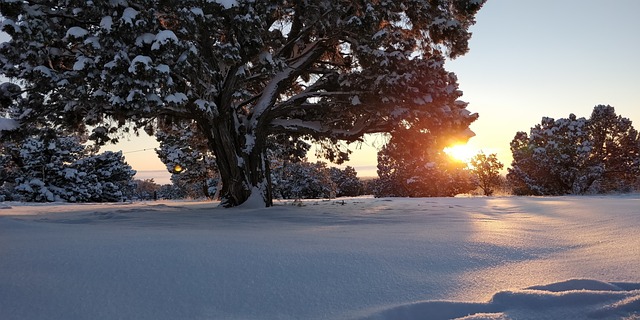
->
[131,178,161,200]
[0,0,484,207]
[0,129,135,202]
[469,152,503,196]
[375,126,475,197]
[155,121,219,199]
[587,105,640,192]
[72,151,137,202]
[508,105,640,195]
[330,166,363,197]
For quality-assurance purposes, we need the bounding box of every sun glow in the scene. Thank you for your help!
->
[444,144,478,163]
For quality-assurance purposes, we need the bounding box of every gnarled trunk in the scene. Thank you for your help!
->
[204,120,272,207]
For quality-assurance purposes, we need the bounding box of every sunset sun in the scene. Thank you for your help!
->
[444,144,477,163]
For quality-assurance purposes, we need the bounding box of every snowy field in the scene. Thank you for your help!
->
[1,195,639,320]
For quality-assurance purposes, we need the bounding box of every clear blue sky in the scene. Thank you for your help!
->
[3,1,640,183]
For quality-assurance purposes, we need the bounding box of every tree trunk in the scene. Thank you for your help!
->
[204,121,272,208]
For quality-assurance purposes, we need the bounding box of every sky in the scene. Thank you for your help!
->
[3,1,640,184]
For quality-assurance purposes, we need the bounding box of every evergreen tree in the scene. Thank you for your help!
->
[73,151,136,202]
[0,129,135,202]
[469,152,503,196]
[508,105,640,195]
[330,166,363,197]
[375,126,475,198]
[0,0,484,206]
[587,105,640,192]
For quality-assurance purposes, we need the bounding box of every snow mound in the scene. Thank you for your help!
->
[366,279,640,320]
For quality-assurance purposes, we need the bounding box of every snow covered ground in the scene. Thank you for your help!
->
[1,195,639,320]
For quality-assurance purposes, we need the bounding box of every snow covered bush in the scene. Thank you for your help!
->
[508,105,640,195]
[272,161,336,200]
[0,130,135,202]
[329,166,364,197]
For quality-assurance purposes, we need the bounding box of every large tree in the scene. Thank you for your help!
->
[0,0,484,207]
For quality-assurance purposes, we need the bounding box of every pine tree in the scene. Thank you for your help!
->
[0,129,135,202]
[0,0,484,206]
[587,105,640,192]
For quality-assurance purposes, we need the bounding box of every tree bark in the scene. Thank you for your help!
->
[203,119,272,207]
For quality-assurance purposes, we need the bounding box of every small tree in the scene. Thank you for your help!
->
[330,166,363,197]
[0,129,135,202]
[131,179,161,200]
[469,152,503,196]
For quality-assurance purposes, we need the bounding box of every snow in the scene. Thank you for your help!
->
[99,16,113,32]
[0,118,19,131]
[164,92,188,104]
[121,7,138,25]
[0,195,639,319]
[208,0,237,9]
[151,30,178,50]
[65,26,89,38]
[72,56,92,70]
[190,7,204,16]
[128,55,152,74]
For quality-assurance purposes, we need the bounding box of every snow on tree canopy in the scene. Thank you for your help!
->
[65,27,89,39]
[128,56,153,74]
[121,7,138,25]
[208,0,237,9]
[100,16,113,32]
[0,118,19,132]
[508,105,640,195]
[0,0,485,207]
[151,30,178,50]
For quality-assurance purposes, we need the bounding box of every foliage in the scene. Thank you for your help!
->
[0,0,484,206]
[375,127,475,198]
[272,160,336,200]
[507,105,640,195]
[130,178,161,200]
[329,166,363,197]
[155,121,219,199]
[469,152,504,196]
[0,130,135,202]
